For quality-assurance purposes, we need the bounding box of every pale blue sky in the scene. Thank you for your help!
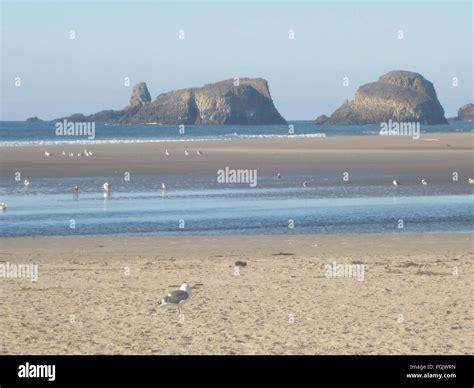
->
[1,1,472,120]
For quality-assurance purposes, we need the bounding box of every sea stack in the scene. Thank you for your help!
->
[315,70,448,125]
[453,103,474,121]
[57,78,286,125]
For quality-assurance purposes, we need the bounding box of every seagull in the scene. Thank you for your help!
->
[68,152,74,157]
[468,178,474,184]
[159,282,192,314]
[0,202,7,211]
[421,179,428,185]
[277,173,281,179]
[161,182,167,191]
[73,185,79,194]
[197,150,203,156]
[184,150,190,156]
[165,149,170,157]
[62,151,66,156]
[303,181,308,187]
[88,151,93,156]
[77,153,82,157]
[24,179,30,187]
[392,180,400,186]
[103,182,111,192]
[44,151,51,157]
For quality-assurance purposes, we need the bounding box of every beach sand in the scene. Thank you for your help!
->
[0,133,472,354]
[1,134,473,182]
[0,233,472,355]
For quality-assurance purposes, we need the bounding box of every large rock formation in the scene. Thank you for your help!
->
[315,71,447,125]
[57,78,286,125]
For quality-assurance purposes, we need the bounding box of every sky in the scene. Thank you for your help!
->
[1,1,472,120]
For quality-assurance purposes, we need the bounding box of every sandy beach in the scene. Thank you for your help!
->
[0,233,472,355]
[0,134,473,181]
[0,133,472,354]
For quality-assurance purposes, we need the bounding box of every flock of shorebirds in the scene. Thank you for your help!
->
[43,148,203,158]
[0,148,473,212]
[276,173,474,188]
[44,149,94,158]
[0,148,206,210]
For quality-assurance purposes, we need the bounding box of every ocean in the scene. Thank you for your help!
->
[0,121,472,146]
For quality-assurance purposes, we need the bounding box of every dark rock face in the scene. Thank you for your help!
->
[57,78,286,125]
[129,82,152,107]
[455,103,474,121]
[316,71,447,125]
[26,116,43,122]
[314,115,329,125]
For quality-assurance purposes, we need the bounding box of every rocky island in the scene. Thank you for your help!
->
[57,78,286,125]
[315,70,448,125]
[449,103,474,122]
[26,116,43,122]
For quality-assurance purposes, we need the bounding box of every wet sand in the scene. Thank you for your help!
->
[0,134,472,181]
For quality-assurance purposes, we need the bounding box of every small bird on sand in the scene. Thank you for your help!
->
[165,149,170,156]
[0,202,7,211]
[44,151,51,157]
[468,178,474,184]
[421,179,428,185]
[303,181,308,187]
[392,180,400,186]
[161,182,167,191]
[197,150,203,156]
[62,151,66,156]
[103,182,111,192]
[24,179,30,187]
[184,150,190,156]
[159,282,192,314]
[73,185,79,194]
[277,173,281,179]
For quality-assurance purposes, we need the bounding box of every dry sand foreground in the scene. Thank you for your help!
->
[0,234,472,355]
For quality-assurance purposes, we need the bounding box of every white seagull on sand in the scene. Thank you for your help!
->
[277,173,281,179]
[165,149,170,156]
[184,150,190,156]
[468,178,474,184]
[103,182,111,192]
[197,150,203,156]
[74,185,79,193]
[24,179,30,187]
[421,179,428,185]
[161,182,167,191]
[44,151,51,157]
[0,202,7,211]
[62,151,66,156]
[303,181,308,187]
[159,282,192,314]
[392,180,400,186]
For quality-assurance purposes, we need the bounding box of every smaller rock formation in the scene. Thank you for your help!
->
[315,71,448,125]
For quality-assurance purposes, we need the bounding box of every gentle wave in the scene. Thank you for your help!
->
[0,133,330,147]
